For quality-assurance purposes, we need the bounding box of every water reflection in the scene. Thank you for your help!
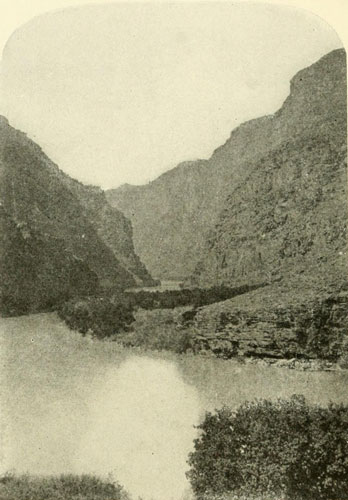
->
[73,357,201,500]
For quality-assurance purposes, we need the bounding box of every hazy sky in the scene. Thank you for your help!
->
[0,2,344,188]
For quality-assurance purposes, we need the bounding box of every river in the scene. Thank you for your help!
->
[126,280,184,292]
[1,313,348,500]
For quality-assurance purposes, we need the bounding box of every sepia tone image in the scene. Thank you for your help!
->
[0,2,347,499]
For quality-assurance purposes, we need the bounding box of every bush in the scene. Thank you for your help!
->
[58,296,135,338]
[187,396,348,500]
[0,473,130,500]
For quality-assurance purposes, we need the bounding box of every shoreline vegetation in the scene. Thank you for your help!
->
[56,283,348,371]
[57,283,264,348]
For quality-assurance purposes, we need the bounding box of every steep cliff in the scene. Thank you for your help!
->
[107,49,347,283]
[0,117,153,315]
[192,49,347,289]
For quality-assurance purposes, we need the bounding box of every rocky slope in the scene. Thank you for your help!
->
[187,285,348,362]
[107,49,347,283]
[192,49,347,289]
[192,133,347,289]
[0,117,154,315]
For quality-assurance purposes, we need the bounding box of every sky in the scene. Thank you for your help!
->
[0,1,346,189]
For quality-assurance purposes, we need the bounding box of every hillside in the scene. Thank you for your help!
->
[60,179,155,287]
[192,133,347,289]
[107,49,347,282]
[0,117,154,315]
[192,49,347,289]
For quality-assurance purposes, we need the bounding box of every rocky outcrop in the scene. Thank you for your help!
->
[187,286,348,361]
[107,49,347,284]
[0,117,154,315]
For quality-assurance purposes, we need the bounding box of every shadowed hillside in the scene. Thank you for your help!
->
[0,117,154,315]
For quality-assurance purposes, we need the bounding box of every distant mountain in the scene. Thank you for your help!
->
[0,117,154,315]
[107,49,347,285]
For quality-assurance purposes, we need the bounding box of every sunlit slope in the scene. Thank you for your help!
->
[192,49,347,289]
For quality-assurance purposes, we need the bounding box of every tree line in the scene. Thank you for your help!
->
[58,283,264,338]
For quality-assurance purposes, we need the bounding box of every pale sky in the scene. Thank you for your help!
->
[0,1,346,188]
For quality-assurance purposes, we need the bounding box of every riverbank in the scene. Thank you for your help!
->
[113,285,348,371]
[55,277,348,367]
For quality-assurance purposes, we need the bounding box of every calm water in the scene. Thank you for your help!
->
[1,313,348,499]
[126,280,184,292]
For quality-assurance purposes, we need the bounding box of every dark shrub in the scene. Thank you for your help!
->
[0,473,130,500]
[187,396,348,500]
[286,402,348,500]
[187,406,241,498]
[58,295,135,338]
